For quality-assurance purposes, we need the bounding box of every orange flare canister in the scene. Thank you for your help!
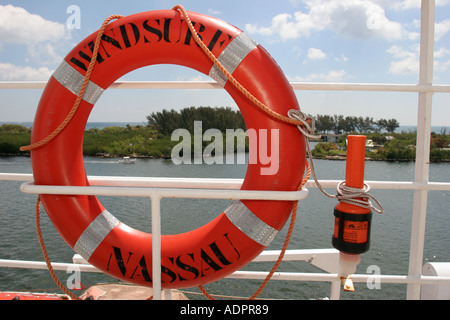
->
[332,135,372,254]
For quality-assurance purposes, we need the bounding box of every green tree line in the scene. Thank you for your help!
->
[314,114,400,134]
[312,131,450,162]
[83,125,175,158]
[147,106,245,135]
[1,107,448,161]
[0,124,31,155]
[0,124,176,158]
[147,109,400,135]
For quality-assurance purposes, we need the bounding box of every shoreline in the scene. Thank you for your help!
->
[2,152,448,163]
[313,154,449,162]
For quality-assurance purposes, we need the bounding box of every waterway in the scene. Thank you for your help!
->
[0,154,449,300]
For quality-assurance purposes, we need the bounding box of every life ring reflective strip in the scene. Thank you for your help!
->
[208,32,258,87]
[31,9,306,289]
[73,209,118,261]
[52,60,104,105]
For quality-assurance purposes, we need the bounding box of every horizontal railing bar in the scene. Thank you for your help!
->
[0,259,100,273]
[2,173,449,191]
[81,175,244,189]
[0,173,34,182]
[19,181,309,201]
[291,82,450,93]
[0,81,47,89]
[1,81,449,93]
[0,257,448,286]
[1,249,338,272]
[226,271,450,285]
[2,258,450,286]
[252,248,338,262]
[308,180,450,191]
[110,81,222,89]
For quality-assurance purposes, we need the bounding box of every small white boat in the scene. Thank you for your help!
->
[119,156,136,164]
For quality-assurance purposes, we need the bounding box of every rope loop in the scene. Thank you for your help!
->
[304,133,384,214]
[35,197,81,300]
[336,182,384,214]
[287,109,320,140]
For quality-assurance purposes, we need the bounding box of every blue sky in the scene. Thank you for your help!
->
[0,0,449,126]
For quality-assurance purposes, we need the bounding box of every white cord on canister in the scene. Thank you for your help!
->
[288,109,384,214]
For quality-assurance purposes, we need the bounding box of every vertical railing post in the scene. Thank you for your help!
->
[150,194,162,300]
[329,280,341,300]
[407,0,435,300]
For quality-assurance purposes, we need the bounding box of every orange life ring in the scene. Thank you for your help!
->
[30,9,306,288]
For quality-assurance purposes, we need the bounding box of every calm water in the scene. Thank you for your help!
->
[0,154,449,300]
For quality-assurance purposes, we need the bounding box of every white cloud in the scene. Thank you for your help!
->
[246,11,321,41]
[435,19,450,41]
[0,62,53,81]
[389,0,450,10]
[0,5,71,79]
[387,43,450,75]
[434,59,450,73]
[0,5,68,44]
[434,47,450,73]
[386,45,419,75]
[307,48,327,60]
[435,47,450,58]
[387,3,450,42]
[289,0,303,7]
[27,43,63,66]
[388,57,418,75]
[436,0,450,6]
[389,0,421,10]
[386,45,417,59]
[245,0,408,41]
[207,9,222,15]
[335,54,349,62]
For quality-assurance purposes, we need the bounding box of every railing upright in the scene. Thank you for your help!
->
[407,0,435,300]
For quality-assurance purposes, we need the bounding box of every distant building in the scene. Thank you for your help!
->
[321,134,340,143]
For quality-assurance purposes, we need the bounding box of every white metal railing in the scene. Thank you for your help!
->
[1,173,450,300]
[17,177,307,301]
[2,173,450,191]
[1,80,450,93]
[1,0,450,300]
